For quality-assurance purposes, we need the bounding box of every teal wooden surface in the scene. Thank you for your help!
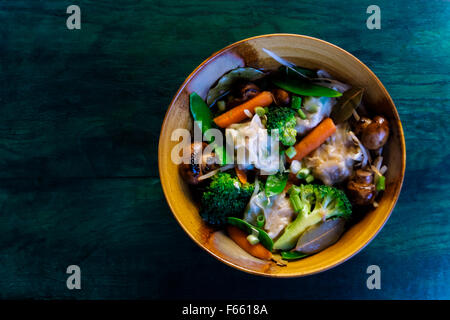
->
[0,0,449,299]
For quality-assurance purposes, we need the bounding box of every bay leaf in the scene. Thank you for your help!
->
[206,67,266,106]
[330,87,364,124]
[294,218,346,254]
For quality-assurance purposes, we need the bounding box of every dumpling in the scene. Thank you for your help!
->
[244,190,295,239]
[295,96,333,135]
[263,192,295,239]
[303,123,364,186]
[227,115,280,175]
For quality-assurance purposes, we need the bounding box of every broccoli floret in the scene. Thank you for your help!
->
[313,185,351,220]
[274,184,351,250]
[298,184,315,213]
[200,172,255,226]
[266,107,298,146]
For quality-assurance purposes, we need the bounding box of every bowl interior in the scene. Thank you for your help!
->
[159,34,405,277]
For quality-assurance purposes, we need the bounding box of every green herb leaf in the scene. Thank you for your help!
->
[330,87,364,124]
[206,67,265,106]
[227,217,273,251]
[265,173,288,197]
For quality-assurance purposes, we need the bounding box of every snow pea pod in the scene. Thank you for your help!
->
[209,142,232,165]
[280,251,308,260]
[227,217,273,251]
[190,92,232,164]
[190,92,214,138]
[272,73,342,98]
[265,173,288,197]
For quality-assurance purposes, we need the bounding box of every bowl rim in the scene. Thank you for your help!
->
[158,33,406,277]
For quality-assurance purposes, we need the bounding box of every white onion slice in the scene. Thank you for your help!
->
[349,131,370,167]
[197,168,220,181]
[290,160,301,174]
[374,156,383,171]
[352,109,360,121]
[371,165,382,177]
[244,109,253,118]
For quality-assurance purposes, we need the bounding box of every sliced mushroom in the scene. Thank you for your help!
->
[240,83,261,101]
[360,116,390,150]
[179,142,218,185]
[347,169,376,206]
[272,88,291,106]
[227,82,261,108]
[353,168,374,184]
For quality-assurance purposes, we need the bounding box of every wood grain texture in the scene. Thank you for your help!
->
[0,0,449,299]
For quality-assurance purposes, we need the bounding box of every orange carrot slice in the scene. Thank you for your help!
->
[213,91,273,128]
[288,117,336,162]
[226,225,272,260]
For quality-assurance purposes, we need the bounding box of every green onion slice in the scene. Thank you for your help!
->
[285,146,297,159]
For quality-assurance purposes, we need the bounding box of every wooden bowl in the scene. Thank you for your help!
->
[158,34,405,277]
